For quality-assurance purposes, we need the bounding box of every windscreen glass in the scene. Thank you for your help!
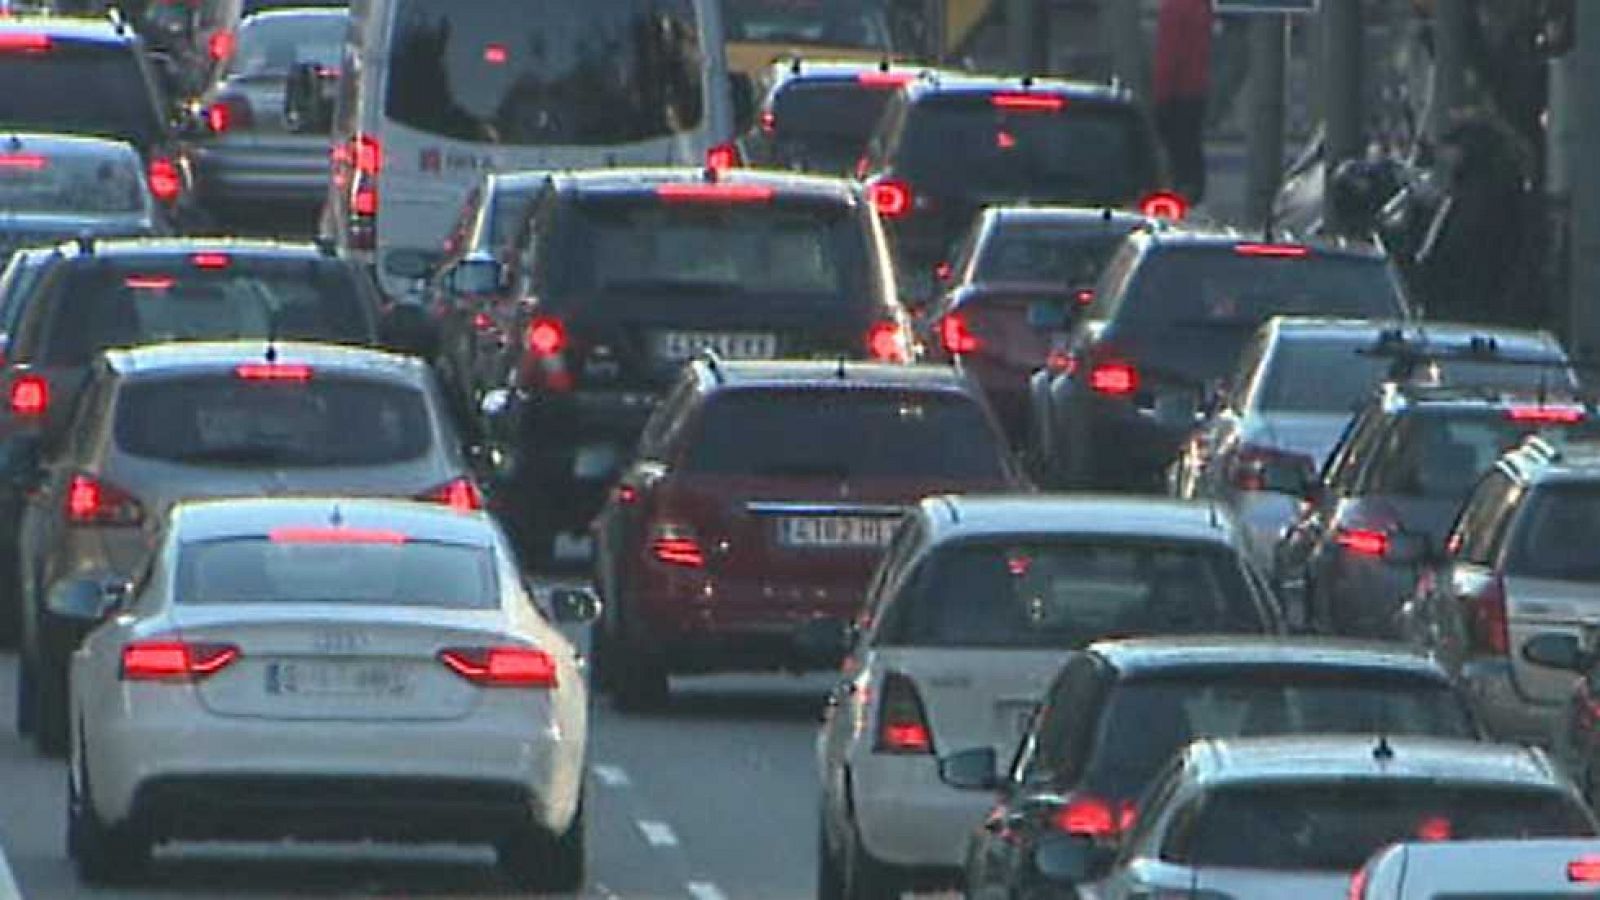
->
[177,537,496,609]
[0,150,146,215]
[1509,485,1600,582]
[722,0,893,49]
[114,375,431,467]
[385,0,705,146]
[976,227,1127,284]
[0,40,162,149]
[230,14,343,78]
[1363,412,1584,499]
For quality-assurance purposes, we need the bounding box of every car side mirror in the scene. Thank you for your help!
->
[1033,833,1115,885]
[794,617,850,666]
[549,586,602,624]
[1385,531,1437,566]
[938,746,1000,791]
[1523,633,1588,672]
[47,577,129,622]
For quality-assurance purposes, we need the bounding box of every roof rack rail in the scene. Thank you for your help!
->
[934,494,960,524]
[698,347,724,383]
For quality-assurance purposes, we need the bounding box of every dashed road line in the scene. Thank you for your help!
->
[685,881,727,900]
[0,844,19,900]
[637,819,680,848]
[592,763,632,787]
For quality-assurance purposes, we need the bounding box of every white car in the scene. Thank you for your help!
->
[66,497,598,889]
[1355,838,1600,899]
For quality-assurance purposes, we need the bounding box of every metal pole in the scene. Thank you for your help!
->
[1246,14,1289,228]
[1565,1,1600,357]
[1105,0,1146,101]
[1429,0,1471,140]
[1321,0,1363,227]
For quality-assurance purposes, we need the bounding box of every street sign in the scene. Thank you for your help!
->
[1213,0,1319,14]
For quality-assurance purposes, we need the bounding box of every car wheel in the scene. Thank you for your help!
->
[817,811,846,900]
[498,794,585,892]
[34,660,68,757]
[68,742,150,886]
[843,822,900,900]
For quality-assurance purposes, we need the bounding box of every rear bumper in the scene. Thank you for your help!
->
[1315,552,1417,639]
[1055,382,1188,487]
[191,145,330,210]
[624,577,862,673]
[851,753,989,871]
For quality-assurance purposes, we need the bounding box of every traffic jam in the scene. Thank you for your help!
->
[0,0,1596,898]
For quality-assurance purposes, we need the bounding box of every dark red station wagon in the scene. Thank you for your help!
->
[591,358,1026,709]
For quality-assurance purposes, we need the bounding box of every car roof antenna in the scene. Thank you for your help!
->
[1373,734,1395,762]
[835,356,847,380]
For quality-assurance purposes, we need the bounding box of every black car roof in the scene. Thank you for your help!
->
[550,168,858,205]
[1085,636,1451,681]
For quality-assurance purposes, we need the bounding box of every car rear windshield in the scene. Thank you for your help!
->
[1083,672,1477,798]
[0,150,146,215]
[385,0,705,146]
[684,390,1007,479]
[230,14,342,79]
[1260,340,1574,414]
[1172,782,1592,871]
[487,184,541,248]
[550,198,871,306]
[976,226,1128,284]
[1509,484,1600,582]
[768,81,896,174]
[878,539,1265,647]
[27,258,373,366]
[0,39,163,150]
[897,96,1156,206]
[1362,411,1583,499]
[114,374,431,467]
[177,537,496,609]
[723,0,893,49]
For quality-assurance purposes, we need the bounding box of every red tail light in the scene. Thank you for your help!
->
[9,373,47,418]
[1467,573,1509,656]
[990,92,1065,112]
[207,29,236,62]
[421,477,483,512]
[525,316,567,357]
[268,526,408,544]
[0,33,50,53]
[1415,815,1453,841]
[867,320,908,362]
[869,179,912,218]
[649,522,704,568]
[1235,243,1309,258]
[148,157,181,204]
[352,134,382,175]
[191,252,232,270]
[1348,866,1370,900]
[121,640,238,681]
[235,362,311,381]
[205,96,254,134]
[857,71,914,88]
[656,183,774,203]
[1050,794,1137,839]
[1569,856,1600,883]
[66,474,143,526]
[1139,190,1189,221]
[352,184,378,216]
[125,274,175,291]
[874,671,933,754]
[705,142,741,171]
[1088,361,1138,396]
[1334,527,1390,558]
[439,646,557,688]
[1506,405,1586,424]
[939,313,979,354]
[0,153,46,171]
[482,42,509,65]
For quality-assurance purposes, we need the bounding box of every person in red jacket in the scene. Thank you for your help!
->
[1153,0,1213,204]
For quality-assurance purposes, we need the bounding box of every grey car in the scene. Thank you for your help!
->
[16,340,480,755]
[1354,838,1600,899]
[0,133,165,257]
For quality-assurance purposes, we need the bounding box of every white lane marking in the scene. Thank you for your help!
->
[592,763,632,787]
[0,844,20,900]
[592,882,622,899]
[637,819,680,847]
[685,881,727,900]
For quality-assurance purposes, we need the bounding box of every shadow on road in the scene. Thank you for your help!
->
[609,677,833,725]
[126,846,576,897]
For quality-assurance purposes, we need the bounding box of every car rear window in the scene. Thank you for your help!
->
[1363,411,1584,499]
[487,184,541,248]
[1084,672,1477,798]
[976,226,1127,284]
[385,0,705,146]
[1509,484,1600,582]
[114,374,431,467]
[230,13,342,79]
[177,537,496,609]
[28,257,373,366]
[684,390,1007,480]
[0,39,163,150]
[723,0,893,49]
[879,539,1265,648]
[0,149,146,215]
[767,81,897,174]
[1173,782,1593,871]
[550,198,871,307]
[1260,340,1575,413]
[897,95,1157,206]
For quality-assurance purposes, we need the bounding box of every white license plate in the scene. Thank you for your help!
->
[778,516,897,549]
[656,331,778,361]
[264,661,412,699]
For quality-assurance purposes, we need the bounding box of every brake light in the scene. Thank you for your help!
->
[353,184,378,216]
[1506,405,1586,424]
[874,671,933,754]
[1569,856,1600,883]
[205,103,231,133]
[990,92,1065,112]
[867,320,908,362]
[235,363,311,381]
[655,183,773,203]
[524,316,566,357]
[0,33,49,53]
[759,110,776,133]
[267,526,408,544]
[191,252,231,270]
[121,640,239,681]
[1467,573,1509,656]
[649,522,705,568]
[207,29,235,62]
[1139,190,1189,221]
[1235,243,1310,258]
[705,142,741,171]
[1348,866,1370,900]
[1050,795,1137,839]
[613,484,638,505]
[869,179,911,218]
[1088,361,1138,396]
[9,373,46,418]
[0,153,45,170]
[940,313,979,354]
[66,474,142,526]
[124,275,175,291]
[857,71,914,88]
[421,477,483,512]
[1334,527,1390,558]
[439,647,557,687]
[148,157,181,204]
[1073,287,1095,306]
[205,96,253,134]
[1415,815,1452,841]
[352,134,381,175]
[482,42,508,65]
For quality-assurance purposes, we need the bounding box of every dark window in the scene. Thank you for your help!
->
[975,227,1127,285]
[114,375,431,466]
[1171,782,1592,871]
[0,253,49,336]
[178,537,496,609]
[880,539,1265,648]
[230,14,342,79]
[1258,340,1392,414]
[243,0,348,14]
[30,259,373,366]
[766,81,897,174]
[551,199,869,306]
[385,0,705,146]
[1509,484,1600,581]
[684,390,1007,480]
[487,185,541,248]
[897,96,1157,206]
[1085,672,1477,798]
[0,40,163,150]
[1363,412,1580,499]
[0,149,146,215]
[722,0,893,50]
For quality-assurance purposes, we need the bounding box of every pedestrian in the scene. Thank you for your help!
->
[1153,0,1214,204]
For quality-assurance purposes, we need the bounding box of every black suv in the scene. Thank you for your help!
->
[0,16,195,222]
[739,59,938,177]
[1036,229,1412,491]
[856,73,1167,301]
[482,167,910,562]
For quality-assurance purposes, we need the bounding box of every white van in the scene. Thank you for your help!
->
[322,0,734,298]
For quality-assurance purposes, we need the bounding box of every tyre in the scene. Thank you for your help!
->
[33,660,68,757]
[68,744,150,886]
[817,813,845,900]
[498,795,585,893]
[843,822,901,900]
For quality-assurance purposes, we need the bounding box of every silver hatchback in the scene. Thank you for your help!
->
[16,340,480,755]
